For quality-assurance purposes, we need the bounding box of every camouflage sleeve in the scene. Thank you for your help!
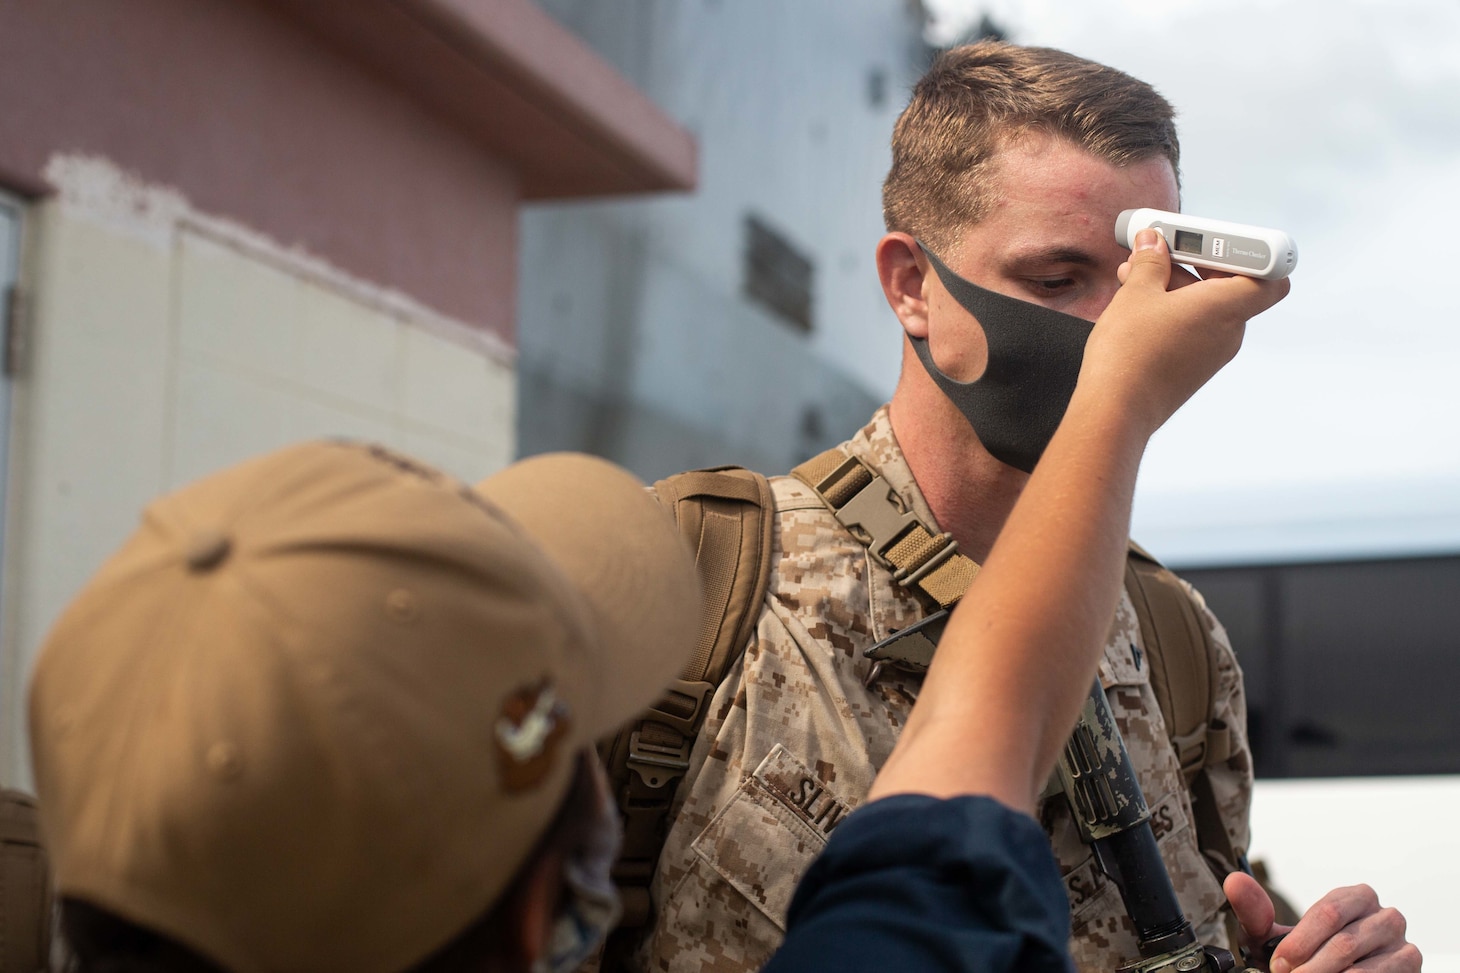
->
[631,606,840,973]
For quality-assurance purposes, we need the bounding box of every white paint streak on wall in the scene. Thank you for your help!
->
[1,154,516,786]
[43,154,514,366]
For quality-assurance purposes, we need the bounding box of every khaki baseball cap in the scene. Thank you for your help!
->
[28,442,701,973]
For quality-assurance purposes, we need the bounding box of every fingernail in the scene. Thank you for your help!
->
[1270,958,1290,973]
[1135,228,1160,251]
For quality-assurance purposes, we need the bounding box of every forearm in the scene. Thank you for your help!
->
[871,382,1150,812]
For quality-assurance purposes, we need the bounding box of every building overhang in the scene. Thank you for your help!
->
[265,0,698,199]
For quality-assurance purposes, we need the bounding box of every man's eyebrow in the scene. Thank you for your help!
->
[1006,246,1099,267]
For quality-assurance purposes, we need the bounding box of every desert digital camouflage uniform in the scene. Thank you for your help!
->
[630,406,1254,973]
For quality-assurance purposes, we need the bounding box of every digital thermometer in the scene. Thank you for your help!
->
[1116,208,1298,280]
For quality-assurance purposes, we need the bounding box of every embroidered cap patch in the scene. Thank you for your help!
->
[494,679,571,793]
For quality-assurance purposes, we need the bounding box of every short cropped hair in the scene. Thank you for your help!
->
[882,40,1181,253]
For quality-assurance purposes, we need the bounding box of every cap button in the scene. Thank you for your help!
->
[385,588,420,624]
[185,529,232,572]
[206,741,243,780]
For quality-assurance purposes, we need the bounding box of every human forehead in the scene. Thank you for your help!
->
[950,135,1179,259]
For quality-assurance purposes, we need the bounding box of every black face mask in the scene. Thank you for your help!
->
[911,244,1094,473]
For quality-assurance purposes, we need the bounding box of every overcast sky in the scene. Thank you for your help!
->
[919,0,1460,565]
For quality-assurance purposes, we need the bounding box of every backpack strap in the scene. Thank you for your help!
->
[600,466,775,931]
[791,448,979,609]
[1123,542,1240,876]
[1123,543,1233,783]
[1127,545,1289,930]
[0,788,51,973]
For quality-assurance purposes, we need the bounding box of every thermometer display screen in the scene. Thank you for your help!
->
[1173,229,1204,255]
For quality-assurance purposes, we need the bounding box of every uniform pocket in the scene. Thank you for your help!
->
[691,744,853,930]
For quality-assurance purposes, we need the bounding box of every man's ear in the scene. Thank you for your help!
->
[876,232,931,339]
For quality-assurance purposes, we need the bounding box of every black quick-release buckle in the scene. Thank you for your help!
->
[625,729,691,790]
[623,679,714,790]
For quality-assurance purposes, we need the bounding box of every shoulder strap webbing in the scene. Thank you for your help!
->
[791,448,978,609]
[1123,542,1239,876]
[0,788,51,973]
[1123,543,1232,785]
[600,466,775,932]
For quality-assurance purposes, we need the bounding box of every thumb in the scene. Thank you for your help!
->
[1119,227,1173,290]
[1224,870,1277,943]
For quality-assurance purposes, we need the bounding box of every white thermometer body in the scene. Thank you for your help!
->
[1116,208,1298,280]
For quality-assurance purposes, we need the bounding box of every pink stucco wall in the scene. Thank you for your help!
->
[0,0,522,341]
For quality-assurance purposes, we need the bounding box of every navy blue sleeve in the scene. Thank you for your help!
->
[760,794,1074,973]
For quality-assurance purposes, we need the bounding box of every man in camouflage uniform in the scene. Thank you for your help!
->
[639,407,1240,973]
[629,42,1417,973]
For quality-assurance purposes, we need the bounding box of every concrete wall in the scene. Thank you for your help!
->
[518,0,930,480]
[519,205,884,477]
[0,159,514,785]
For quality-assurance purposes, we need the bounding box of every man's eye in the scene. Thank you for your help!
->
[1026,277,1075,293]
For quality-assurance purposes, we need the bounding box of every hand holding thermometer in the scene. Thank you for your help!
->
[1116,209,1298,280]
